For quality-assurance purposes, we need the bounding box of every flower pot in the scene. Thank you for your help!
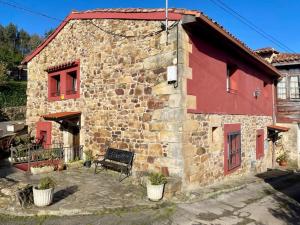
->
[147,183,165,201]
[84,160,91,168]
[279,161,287,167]
[32,186,54,207]
[57,163,65,171]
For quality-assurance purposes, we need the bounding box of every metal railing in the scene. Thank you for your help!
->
[10,143,83,166]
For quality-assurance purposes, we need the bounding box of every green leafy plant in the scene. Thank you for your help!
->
[37,177,56,190]
[84,150,93,161]
[148,172,167,185]
[276,152,288,163]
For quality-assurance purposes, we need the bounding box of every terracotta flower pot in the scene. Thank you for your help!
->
[279,161,287,167]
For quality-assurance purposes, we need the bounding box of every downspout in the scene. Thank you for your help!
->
[271,78,276,168]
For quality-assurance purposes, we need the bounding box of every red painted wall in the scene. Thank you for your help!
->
[187,34,273,116]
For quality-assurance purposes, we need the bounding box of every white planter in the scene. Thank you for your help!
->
[6,122,24,132]
[33,186,54,207]
[31,166,55,175]
[147,183,165,201]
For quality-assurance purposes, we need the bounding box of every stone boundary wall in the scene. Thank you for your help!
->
[276,123,299,167]
[0,106,26,121]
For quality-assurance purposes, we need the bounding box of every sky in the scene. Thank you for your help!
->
[0,0,299,53]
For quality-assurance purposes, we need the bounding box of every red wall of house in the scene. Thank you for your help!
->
[187,34,273,116]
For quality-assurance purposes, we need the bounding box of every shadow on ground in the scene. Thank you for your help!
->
[257,169,300,224]
[52,185,79,204]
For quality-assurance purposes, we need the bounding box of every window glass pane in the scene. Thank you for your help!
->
[290,76,300,99]
[277,77,286,99]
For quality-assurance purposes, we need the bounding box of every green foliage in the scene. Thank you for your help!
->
[38,176,56,190]
[276,152,288,163]
[148,172,167,185]
[84,150,94,161]
[0,22,43,73]
[0,81,27,107]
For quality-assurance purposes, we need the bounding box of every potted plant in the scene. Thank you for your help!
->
[84,150,93,168]
[33,176,56,207]
[147,172,167,201]
[276,152,288,167]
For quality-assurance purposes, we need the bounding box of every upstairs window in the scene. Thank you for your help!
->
[49,74,61,98]
[289,76,300,99]
[226,64,238,93]
[277,77,287,99]
[47,61,80,101]
[66,71,78,95]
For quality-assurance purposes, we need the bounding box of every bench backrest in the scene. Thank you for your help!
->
[105,148,134,165]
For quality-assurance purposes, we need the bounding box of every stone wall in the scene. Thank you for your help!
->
[181,114,273,190]
[26,19,185,176]
[0,106,26,121]
[276,122,299,167]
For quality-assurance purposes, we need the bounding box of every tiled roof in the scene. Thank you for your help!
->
[255,47,279,54]
[45,61,78,72]
[272,53,300,63]
[21,8,280,77]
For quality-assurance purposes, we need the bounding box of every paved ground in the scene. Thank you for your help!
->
[0,162,158,216]
[168,172,300,225]
[1,163,300,225]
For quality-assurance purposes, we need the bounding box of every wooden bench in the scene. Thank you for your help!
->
[94,148,134,182]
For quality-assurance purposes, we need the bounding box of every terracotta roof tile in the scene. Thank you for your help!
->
[21,8,280,77]
[255,47,279,54]
[42,112,81,120]
[272,53,300,63]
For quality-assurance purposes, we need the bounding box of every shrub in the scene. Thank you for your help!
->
[38,177,56,190]
[148,172,167,185]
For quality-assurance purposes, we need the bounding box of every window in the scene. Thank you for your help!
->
[66,71,78,95]
[290,76,300,99]
[50,75,61,97]
[277,77,287,99]
[226,64,238,93]
[47,61,80,101]
[256,129,264,159]
[227,131,241,171]
[224,124,241,174]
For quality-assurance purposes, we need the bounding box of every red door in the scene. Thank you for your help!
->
[36,121,52,148]
[256,129,264,159]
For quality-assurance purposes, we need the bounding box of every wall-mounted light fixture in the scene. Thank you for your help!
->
[253,88,261,98]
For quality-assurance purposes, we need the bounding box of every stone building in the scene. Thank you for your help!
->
[22,9,281,191]
[256,47,300,167]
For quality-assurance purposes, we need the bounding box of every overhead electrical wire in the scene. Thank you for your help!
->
[208,0,296,53]
[0,0,178,39]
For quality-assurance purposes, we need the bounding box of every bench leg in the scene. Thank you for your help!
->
[119,171,130,182]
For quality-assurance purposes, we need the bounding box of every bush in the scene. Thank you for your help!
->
[38,177,56,190]
[148,172,167,185]
[0,81,27,107]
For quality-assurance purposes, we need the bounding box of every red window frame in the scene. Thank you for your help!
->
[224,124,241,175]
[48,61,80,101]
[256,129,264,159]
[36,121,52,148]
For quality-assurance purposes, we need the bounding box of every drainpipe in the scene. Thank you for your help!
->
[271,79,276,168]
[165,0,168,44]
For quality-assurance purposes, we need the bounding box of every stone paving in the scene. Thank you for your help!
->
[0,163,160,216]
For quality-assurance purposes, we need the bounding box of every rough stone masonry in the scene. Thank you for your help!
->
[26,17,274,191]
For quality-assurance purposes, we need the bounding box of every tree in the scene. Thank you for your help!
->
[44,28,54,38]
[0,61,8,84]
